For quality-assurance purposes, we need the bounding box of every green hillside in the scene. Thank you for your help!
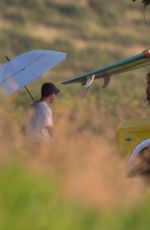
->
[0,0,149,111]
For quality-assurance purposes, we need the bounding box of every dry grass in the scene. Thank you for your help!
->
[0,101,147,210]
[22,23,66,43]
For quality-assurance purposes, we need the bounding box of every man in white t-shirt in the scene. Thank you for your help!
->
[26,82,59,141]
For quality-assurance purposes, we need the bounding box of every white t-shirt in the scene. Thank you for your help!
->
[26,101,53,140]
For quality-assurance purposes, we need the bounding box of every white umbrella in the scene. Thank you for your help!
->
[0,49,67,101]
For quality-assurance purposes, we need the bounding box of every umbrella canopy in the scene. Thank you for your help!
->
[0,50,67,95]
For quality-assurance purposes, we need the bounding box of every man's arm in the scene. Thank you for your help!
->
[46,126,53,137]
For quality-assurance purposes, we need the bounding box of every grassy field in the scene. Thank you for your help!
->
[0,162,149,230]
[0,0,150,228]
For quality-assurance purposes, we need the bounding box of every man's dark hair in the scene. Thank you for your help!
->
[41,82,59,97]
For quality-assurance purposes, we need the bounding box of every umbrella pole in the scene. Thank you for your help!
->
[25,86,36,103]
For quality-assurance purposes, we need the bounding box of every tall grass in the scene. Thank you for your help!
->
[0,99,146,209]
[0,162,149,230]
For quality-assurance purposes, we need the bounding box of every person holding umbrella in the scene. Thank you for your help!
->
[25,82,59,142]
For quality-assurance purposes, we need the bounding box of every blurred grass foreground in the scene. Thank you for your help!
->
[0,162,150,229]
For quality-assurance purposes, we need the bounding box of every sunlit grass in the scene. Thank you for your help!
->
[0,100,146,210]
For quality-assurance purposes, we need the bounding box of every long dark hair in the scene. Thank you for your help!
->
[146,70,150,105]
